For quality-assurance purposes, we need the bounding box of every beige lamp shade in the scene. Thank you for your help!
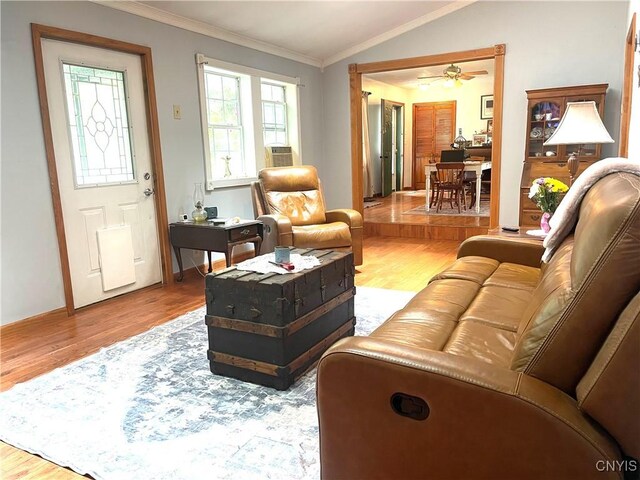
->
[544,101,614,145]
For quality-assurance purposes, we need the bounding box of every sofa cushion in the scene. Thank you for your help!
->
[443,321,517,367]
[461,286,533,332]
[511,173,640,393]
[292,222,351,248]
[431,256,499,285]
[370,262,536,367]
[483,263,540,291]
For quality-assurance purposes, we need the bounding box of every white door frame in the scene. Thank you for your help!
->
[32,23,172,316]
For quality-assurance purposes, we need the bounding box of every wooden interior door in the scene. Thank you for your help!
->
[412,101,456,189]
[381,99,394,197]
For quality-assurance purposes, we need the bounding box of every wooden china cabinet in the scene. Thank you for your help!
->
[519,84,607,226]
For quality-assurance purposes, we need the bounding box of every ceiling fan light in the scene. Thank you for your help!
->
[443,78,454,88]
[454,79,463,88]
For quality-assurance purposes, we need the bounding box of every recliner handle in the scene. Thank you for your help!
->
[390,392,430,421]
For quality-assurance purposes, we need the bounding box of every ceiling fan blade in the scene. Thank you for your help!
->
[417,75,442,80]
[463,70,488,76]
[459,74,475,80]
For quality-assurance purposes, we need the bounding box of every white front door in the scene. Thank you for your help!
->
[41,39,162,308]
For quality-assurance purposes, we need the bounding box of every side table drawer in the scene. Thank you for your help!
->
[230,224,259,241]
[521,209,543,226]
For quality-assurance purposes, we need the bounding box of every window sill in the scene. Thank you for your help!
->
[206,177,257,190]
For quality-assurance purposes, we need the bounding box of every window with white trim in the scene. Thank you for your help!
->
[196,54,301,189]
[261,82,287,146]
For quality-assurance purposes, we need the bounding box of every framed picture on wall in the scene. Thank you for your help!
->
[487,119,494,135]
[481,95,494,119]
[473,134,488,146]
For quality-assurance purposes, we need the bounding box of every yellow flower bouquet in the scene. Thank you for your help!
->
[528,177,569,214]
[528,177,569,233]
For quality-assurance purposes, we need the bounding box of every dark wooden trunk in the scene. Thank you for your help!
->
[205,249,355,390]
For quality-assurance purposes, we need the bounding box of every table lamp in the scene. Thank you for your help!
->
[544,101,614,185]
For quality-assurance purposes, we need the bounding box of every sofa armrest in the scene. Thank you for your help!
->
[458,235,544,267]
[317,337,621,480]
[257,214,292,254]
[325,209,363,228]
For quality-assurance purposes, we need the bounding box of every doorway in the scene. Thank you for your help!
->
[381,100,404,196]
[350,45,506,228]
[32,24,172,315]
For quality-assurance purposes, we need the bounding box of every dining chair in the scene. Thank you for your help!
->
[435,162,466,213]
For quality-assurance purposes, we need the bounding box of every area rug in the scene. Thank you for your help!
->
[404,201,489,217]
[363,200,382,208]
[0,287,414,480]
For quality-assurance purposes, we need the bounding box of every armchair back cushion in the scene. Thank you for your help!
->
[511,173,640,393]
[258,166,326,226]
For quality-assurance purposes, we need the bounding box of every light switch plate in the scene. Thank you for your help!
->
[173,104,181,120]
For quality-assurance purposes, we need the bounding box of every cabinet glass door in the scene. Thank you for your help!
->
[528,101,561,159]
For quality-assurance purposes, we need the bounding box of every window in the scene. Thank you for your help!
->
[204,72,245,179]
[261,82,287,146]
[197,54,301,189]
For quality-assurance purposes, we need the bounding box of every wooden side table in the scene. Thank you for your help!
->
[487,226,546,241]
[169,220,263,281]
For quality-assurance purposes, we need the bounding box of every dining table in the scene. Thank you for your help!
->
[425,161,492,213]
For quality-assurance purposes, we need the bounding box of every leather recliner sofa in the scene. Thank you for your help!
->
[251,165,363,265]
[317,172,640,479]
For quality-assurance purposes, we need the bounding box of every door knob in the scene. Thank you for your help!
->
[143,188,155,197]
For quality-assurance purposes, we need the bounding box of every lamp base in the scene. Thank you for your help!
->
[567,152,579,186]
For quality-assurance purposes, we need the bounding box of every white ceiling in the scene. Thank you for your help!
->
[367,58,495,89]
[99,1,475,67]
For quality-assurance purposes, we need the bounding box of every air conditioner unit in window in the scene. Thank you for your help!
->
[265,146,293,168]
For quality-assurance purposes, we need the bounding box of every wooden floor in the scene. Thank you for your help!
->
[364,190,490,240]
[0,237,459,479]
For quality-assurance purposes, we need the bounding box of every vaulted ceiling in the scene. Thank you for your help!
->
[100,1,475,67]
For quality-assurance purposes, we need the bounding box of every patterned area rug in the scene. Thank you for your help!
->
[404,201,489,217]
[363,201,382,208]
[0,287,414,480]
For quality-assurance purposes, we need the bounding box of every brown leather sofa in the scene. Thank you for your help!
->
[317,172,640,479]
[251,165,363,265]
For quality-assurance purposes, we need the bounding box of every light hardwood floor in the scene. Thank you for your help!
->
[0,237,459,479]
[364,190,490,240]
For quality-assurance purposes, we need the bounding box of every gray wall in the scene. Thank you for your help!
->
[0,1,324,325]
[320,1,627,218]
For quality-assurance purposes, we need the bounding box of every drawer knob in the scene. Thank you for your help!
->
[241,228,250,235]
[531,214,540,221]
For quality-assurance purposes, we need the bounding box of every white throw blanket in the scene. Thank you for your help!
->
[542,157,640,263]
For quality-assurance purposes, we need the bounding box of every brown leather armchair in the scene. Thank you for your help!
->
[251,165,363,265]
[317,172,640,479]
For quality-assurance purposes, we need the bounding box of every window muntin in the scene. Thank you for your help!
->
[62,63,135,187]
[261,82,288,146]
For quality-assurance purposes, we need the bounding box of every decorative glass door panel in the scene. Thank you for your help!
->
[62,63,135,187]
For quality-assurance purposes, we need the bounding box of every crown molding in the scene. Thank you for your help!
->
[92,1,324,68]
[321,1,477,68]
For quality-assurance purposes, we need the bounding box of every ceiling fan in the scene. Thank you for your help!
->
[418,64,488,87]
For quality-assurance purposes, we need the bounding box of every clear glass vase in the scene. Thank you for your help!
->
[191,183,207,222]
